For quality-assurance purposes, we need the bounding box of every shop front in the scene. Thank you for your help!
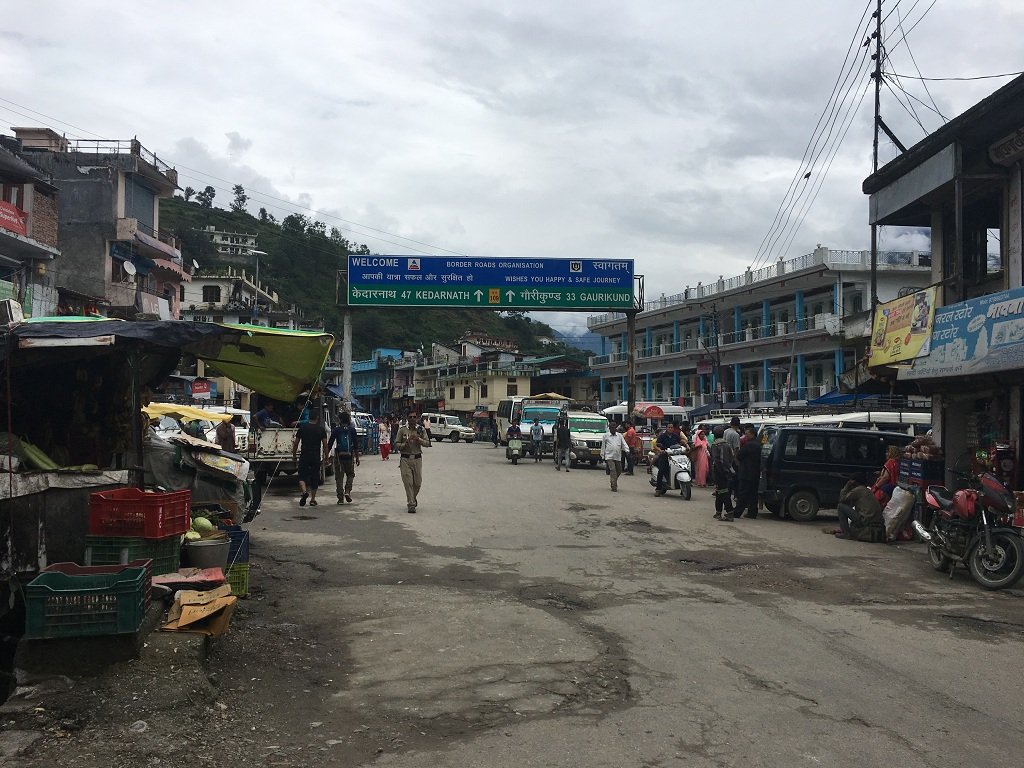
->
[900,286,1024,487]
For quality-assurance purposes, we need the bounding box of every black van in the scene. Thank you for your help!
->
[759,427,914,521]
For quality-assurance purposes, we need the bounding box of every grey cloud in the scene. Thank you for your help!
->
[225,132,253,156]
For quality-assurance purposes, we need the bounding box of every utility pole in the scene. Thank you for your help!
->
[342,309,353,414]
[626,310,637,418]
[869,0,882,309]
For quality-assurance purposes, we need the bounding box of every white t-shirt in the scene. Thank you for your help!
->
[601,432,628,462]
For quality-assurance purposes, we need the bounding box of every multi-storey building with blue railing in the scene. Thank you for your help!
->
[587,246,932,410]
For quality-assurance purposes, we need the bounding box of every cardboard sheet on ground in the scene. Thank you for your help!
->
[162,584,236,637]
[152,567,226,591]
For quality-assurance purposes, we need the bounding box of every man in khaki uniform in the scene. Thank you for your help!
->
[395,412,432,513]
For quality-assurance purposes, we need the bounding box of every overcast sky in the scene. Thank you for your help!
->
[3,1,1023,335]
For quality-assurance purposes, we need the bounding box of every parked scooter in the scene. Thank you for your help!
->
[506,438,523,465]
[912,471,1024,590]
[647,446,694,500]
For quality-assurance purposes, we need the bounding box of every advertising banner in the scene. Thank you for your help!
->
[0,201,28,237]
[902,285,1024,380]
[869,286,937,366]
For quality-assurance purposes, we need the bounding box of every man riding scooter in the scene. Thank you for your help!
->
[652,422,683,496]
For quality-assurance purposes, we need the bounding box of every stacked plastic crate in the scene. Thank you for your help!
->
[219,524,250,596]
[24,559,153,639]
[84,488,191,576]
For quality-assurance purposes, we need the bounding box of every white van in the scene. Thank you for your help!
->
[422,412,476,442]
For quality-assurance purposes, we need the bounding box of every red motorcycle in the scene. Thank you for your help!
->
[912,472,1024,590]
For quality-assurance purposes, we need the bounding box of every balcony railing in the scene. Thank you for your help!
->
[589,315,840,366]
[136,220,181,253]
[588,248,930,328]
[72,138,176,179]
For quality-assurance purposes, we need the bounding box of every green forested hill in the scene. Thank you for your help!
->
[160,195,570,358]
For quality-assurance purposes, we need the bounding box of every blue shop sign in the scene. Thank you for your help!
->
[902,285,1024,380]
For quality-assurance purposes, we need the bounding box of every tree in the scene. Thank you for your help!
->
[196,186,216,208]
[231,184,248,214]
[258,207,277,224]
[183,186,196,202]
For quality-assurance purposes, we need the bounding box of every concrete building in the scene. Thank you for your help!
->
[13,128,189,319]
[351,347,404,414]
[0,136,61,317]
[203,225,258,259]
[587,246,931,409]
[864,74,1024,487]
[180,266,323,331]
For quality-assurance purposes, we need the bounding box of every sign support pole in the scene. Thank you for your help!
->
[342,309,353,413]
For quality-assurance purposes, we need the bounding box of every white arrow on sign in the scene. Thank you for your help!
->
[505,290,515,302]
[474,289,483,301]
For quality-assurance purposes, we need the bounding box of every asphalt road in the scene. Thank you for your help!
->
[10,440,1024,767]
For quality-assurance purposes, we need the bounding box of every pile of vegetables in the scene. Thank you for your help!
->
[9,435,99,472]
[184,512,227,542]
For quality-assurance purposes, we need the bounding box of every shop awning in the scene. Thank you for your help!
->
[7,319,334,401]
[143,403,232,423]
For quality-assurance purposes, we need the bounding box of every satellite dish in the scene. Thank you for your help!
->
[122,261,137,277]
[192,259,200,270]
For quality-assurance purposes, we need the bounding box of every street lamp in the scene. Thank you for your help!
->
[248,249,268,325]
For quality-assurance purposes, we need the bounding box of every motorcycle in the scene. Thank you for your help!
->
[647,445,693,500]
[506,437,523,465]
[912,471,1024,590]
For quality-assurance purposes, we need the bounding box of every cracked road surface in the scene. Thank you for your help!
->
[7,441,1024,767]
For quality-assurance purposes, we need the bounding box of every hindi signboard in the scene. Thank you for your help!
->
[869,286,937,367]
[902,285,1024,380]
[344,256,634,310]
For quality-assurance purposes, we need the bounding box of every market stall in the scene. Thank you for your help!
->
[1,319,333,604]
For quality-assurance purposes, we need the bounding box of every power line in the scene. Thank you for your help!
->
[777,80,874,260]
[889,70,1024,81]
[756,36,875,269]
[884,74,946,120]
[882,76,928,134]
[749,0,876,272]
[893,6,946,122]
[884,0,938,58]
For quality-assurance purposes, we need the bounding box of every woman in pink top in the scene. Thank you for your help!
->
[691,426,710,487]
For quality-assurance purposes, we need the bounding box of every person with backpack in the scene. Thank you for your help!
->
[328,411,361,504]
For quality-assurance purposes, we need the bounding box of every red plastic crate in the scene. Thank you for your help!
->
[88,488,191,539]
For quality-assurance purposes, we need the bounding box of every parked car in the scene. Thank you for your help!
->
[422,412,476,442]
[759,427,914,521]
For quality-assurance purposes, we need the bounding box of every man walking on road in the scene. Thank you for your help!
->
[601,421,629,491]
[292,409,328,507]
[328,411,360,504]
[395,412,431,513]
[553,415,571,472]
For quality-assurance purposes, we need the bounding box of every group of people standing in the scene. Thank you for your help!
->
[646,416,761,522]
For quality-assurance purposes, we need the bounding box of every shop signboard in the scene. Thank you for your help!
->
[343,256,634,310]
[191,378,212,400]
[869,286,937,366]
[0,201,28,237]
[902,285,1024,380]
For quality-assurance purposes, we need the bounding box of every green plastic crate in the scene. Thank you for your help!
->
[25,566,148,639]
[84,535,181,576]
[226,563,249,597]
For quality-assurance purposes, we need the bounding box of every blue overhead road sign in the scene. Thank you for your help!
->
[345,256,635,310]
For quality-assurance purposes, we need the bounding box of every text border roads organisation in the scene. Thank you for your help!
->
[345,256,634,310]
